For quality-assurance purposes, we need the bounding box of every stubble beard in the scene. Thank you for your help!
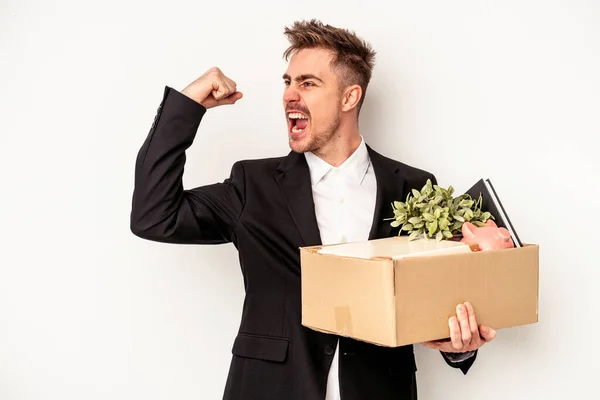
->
[290,113,341,155]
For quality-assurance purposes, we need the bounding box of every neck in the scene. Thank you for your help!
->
[312,122,362,167]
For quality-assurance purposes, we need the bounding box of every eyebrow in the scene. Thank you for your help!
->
[282,74,324,84]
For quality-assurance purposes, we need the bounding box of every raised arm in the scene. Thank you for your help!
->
[130,68,244,244]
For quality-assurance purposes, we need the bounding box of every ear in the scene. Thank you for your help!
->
[461,222,475,238]
[341,84,362,112]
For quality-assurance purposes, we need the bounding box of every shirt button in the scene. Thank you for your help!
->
[324,345,335,356]
[339,198,345,204]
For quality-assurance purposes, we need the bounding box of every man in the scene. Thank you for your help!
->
[130,19,496,400]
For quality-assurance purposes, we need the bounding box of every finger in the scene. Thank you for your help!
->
[457,304,471,346]
[449,316,463,350]
[210,77,233,100]
[479,325,497,342]
[423,337,450,346]
[465,302,479,340]
[212,86,231,100]
[421,341,441,350]
[224,76,237,92]
[216,73,236,95]
[218,91,243,105]
[221,79,236,98]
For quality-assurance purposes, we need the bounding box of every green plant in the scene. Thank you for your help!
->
[385,179,494,241]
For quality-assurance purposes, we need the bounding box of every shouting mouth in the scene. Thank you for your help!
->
[288,112,309,137]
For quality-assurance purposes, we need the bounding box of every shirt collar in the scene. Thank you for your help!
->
[304,136,371,186]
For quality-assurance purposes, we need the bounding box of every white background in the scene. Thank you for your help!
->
[1,0,599,399]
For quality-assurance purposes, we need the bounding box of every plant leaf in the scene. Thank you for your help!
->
[402,223,414,231]
[393,201,403,209]
[422,212,435,222]
[428,220,438,236]
[409,231,420,241]
[439,217,449,229]
[459,199,473,208]
[408,217,422,225]
[464,208,474,220]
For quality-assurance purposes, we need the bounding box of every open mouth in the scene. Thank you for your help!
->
[288,112,309,135]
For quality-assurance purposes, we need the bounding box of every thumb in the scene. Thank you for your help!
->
[479,325,496,341]
[218,91,243,106]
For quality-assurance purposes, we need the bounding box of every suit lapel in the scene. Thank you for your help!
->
[367,146,405,240]
[275,151,322,247]
[275,146,405,246]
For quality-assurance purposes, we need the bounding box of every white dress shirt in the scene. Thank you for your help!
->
[304,137,376,400]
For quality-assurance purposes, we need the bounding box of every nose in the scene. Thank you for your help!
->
[283,85,300,104]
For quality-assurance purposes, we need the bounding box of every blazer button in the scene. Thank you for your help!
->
[324,345,335,356]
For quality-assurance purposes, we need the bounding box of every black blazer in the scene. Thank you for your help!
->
[130,87,476,400]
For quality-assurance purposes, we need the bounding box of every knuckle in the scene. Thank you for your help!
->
[209,68,222,78]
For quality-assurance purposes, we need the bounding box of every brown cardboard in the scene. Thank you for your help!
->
[300,236,539,347]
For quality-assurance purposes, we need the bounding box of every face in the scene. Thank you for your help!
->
[282,48,344,153]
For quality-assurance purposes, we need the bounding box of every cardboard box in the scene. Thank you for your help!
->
[300,236,539,347]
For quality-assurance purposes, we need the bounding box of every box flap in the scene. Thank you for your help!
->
[316,236,471,260]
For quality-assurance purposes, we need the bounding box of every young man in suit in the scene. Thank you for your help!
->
[130,19,496,400]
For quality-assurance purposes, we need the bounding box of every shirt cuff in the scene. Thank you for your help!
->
[443,350,476,363]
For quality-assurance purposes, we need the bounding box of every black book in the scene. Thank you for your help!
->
[464,178,522,247]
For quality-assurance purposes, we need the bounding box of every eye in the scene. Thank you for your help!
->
[302,81,315,87]
[283,80,290,86]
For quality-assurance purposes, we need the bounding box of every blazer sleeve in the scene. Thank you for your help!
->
[130,86,245,245]
[441,350,477,374]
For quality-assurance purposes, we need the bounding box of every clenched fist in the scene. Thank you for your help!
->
[181,67,243,109]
